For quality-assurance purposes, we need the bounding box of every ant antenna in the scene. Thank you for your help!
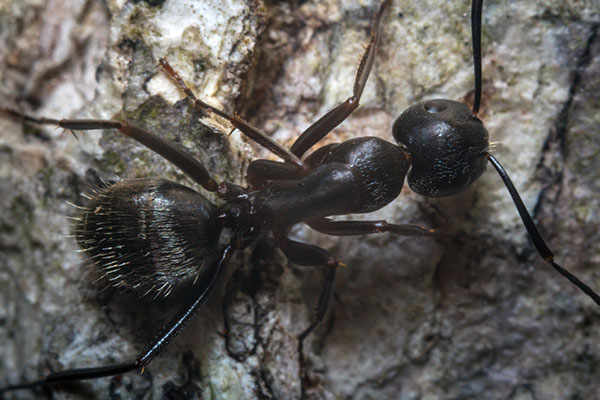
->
[486,153,600,306]
[471,0,483,114]
[471,0,599,306]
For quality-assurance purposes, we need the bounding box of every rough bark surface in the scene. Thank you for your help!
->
[0,1,599,399]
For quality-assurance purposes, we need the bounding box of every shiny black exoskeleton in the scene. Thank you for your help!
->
[76,179,221,298]
[394,100,489,197]
[1,0,599,396]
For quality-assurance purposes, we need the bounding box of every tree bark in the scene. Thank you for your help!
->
[0,1,599,399]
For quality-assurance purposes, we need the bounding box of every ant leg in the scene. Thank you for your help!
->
[246,159,307,188]
[278,239,339,351]
[289,0,391,158]
[159,59,304,168]
[0,108,218,192]
[278,238,338,395]
[487,154,600,306]
[306,217,437,237]
[0,246,234,395]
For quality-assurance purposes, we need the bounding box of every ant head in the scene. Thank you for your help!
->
[392,99,489,197]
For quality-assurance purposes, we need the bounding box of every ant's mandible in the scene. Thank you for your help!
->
[1,0,599,398]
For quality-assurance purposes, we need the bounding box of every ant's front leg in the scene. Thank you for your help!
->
[306,217,437,237]
[0,108,219,193]
[245,0,392,188]
[289,0,391,158]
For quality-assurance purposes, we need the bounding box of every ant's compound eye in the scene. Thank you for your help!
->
[392,99,489,197]
[423,100,448,113]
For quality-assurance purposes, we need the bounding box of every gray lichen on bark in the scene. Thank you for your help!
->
[0,0,599,399]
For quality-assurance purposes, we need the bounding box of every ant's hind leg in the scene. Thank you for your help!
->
[0,246,234,396]
[0,107,218,192]
[289,0,391,158]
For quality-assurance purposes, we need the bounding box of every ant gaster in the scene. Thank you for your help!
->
[1,0,599,396]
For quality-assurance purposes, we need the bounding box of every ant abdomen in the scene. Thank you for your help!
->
[393,99,489,197]
[75,178,221,298]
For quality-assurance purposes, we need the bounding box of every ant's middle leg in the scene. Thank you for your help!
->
[278,238,339,394]
[278,238,340,351]
[246,159,307,188]
[289,0,391,158]
[159,58,304,169]
[0,108,220,193]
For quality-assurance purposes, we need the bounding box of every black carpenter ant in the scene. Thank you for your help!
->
[1,0,599,398]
